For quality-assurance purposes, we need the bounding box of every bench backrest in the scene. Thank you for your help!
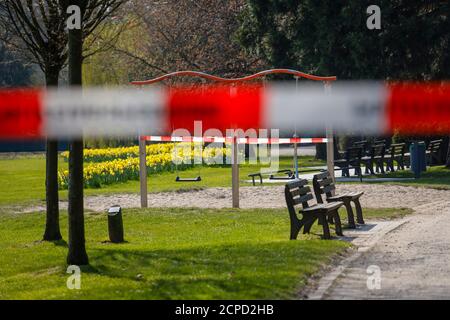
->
[312,171,335,204]
[284,179,314,222]
[353,140,368,153]
[427,139,443,153]
[345,147,363,164]
[388,143,406,157]
[371,144,385,158]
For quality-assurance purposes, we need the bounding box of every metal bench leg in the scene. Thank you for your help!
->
[368,161,375,175]
[344,202,356,229]
[364,162,371,174]
[303,216,316,234]
[319,214,331,239]
[290,220,302,240]
[354,199,365,224]
[333,210,343,236]
[389,160,395,172]
[379,160,385,173]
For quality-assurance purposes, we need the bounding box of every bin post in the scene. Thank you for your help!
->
[410,141,426,179]
[108,205,124,243]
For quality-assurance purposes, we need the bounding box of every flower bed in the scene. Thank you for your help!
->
[61,144,175,163]
[58,144,231,189]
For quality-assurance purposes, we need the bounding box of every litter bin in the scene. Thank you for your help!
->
[108,205,124,243]
[410,141,426,178]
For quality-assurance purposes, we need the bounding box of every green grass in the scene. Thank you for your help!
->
[0,154,324,206]
[0,207,349,300]
[368,166,450,190]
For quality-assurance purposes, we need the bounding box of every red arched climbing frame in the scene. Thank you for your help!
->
[132,69,337,209]
[130,68,336,85]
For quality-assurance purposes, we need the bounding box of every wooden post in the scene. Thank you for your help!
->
[139,137,148,208]
[231,137,239,208]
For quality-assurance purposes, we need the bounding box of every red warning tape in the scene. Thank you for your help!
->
[0,89,42,139]
[387,83,450,135]
[0,82,449,139]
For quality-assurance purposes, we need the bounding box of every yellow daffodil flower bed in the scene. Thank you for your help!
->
[61,144,175,163]
[58,143,231,189]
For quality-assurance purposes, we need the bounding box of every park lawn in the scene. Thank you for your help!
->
[0,207,349,300]
[366,166,450,190]
[0,154,324,206]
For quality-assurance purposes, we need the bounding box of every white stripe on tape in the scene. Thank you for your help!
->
[44,88,165,138]
[266,83,387,134]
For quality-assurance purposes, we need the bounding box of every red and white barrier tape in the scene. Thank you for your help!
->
[140,135,327,144]
[0,82,449,139]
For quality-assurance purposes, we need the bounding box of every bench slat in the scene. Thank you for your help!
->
[293,193,313,205]
[313,171,329,180]
[286,179,308,190]
[318,177,333,187]
[290,186,311,197]
[321,184,335,194]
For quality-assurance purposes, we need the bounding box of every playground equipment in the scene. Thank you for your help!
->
[173,140,202,182]
[131,69,337,209]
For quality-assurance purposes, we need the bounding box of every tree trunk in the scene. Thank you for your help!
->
[67,7,88,265]
[43,70,62,241]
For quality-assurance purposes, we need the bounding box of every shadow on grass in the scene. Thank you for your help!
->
[51,239,68,247]
[82,240,344,299]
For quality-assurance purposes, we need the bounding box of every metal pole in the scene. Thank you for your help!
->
[294,76,299,179]
[231,136,240,208]
[293,134,299,179]
[139,137,148,208]
[324,82,335,182]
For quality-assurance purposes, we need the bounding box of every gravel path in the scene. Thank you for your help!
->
[19,184,450,213]
[312,197,450,299]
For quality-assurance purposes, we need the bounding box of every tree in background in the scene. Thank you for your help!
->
[0,42,32,86]
[0,1,126,247]
[238,1,449,80]
[100,0,263,82]
[238,1,450,159]
[64,0,126,266]
[0,1,69,241]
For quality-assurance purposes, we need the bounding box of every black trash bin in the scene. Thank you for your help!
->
[108,205,124,243]
[410,141,426,178]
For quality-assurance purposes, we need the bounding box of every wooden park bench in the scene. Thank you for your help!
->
[312,171,365,229]
[334,146,363,181]
[385,143,406,172]
[248,172,263,186]
[269,169,295,180]
[361,144,386,175]
[248,169,294,186]
[374,138,386,145]
[284,179,344,240]
[427,139,444,166]
[353,140,369,155]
